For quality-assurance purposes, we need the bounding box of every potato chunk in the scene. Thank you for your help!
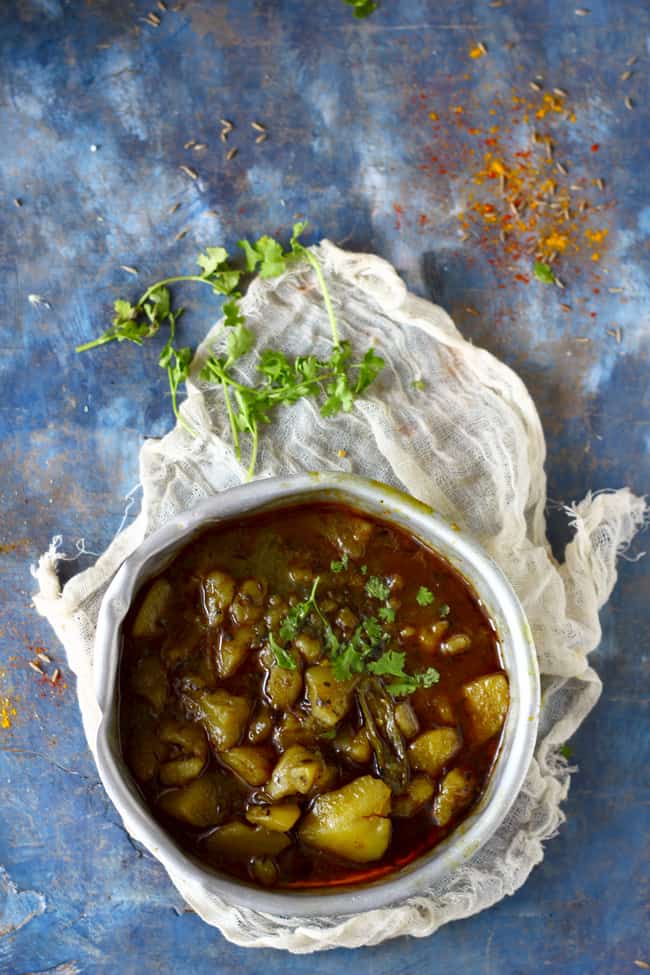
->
[266,663,303,710]
[408,727,461,778]
[247,704,274,744]
[183,688,250,751]
[334,726,372,764]
[221,746,274,786]
[392,774,435,818]
[203,821,291,860]
[433,768,477,827]
[266,745,325,800]
[305,665,356,728]
[158,774,226,827]
[299,776,391,863]
[202,570,236,625]
[216,625,253,679]
[158,719,208,786]
[394,701,419,739]
[131,579,172,638]
[462,673,509,744]
[231,578,267,625]
[130,655,167,714]
[246,803,301,832]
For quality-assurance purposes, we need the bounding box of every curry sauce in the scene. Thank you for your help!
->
[119,503,509,889]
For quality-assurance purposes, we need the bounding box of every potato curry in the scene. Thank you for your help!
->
[119,504,510,889]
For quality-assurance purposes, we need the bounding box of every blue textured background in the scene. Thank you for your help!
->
[0,2,648,973]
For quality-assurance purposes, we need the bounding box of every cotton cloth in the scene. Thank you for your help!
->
[33,241,647,952]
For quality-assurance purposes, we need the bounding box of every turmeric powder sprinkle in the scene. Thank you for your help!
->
[414,83,612,286]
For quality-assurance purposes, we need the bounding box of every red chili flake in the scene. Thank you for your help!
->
[438,167,448,174]
[591,143,600,152]
[485,138,497,146]
[515,273,530,283]
[593,288,600,294]
[419,214,428,225]
[590,311,597,318]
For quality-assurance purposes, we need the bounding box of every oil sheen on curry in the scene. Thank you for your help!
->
[119,503,509,889]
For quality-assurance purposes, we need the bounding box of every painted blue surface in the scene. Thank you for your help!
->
[0,1,648,972]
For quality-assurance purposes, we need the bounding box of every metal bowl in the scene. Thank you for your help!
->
[94,472,540,918]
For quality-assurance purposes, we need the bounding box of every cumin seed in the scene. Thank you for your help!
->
[560,303,571,311]
[596,177,605,191]
[219,118,233,130]
[157,0,167,8]
[556,161,568,175]
[625,96,634,110]
[251,121,266,132]
[14,198,22,207]
[175,228,189,241]
[529,81,542,92]
[226,147,238,160]
[184,139,196,149]
[626,55,638,67]
[478,41,488,54]
[51,668,60,684]
[29,661,44,675]
[179,165,198,179]
[147,11,161,24]
[168,201,181,214]
[553,87,568,97]
[120,265,138,275]
[554,276,566,290]
[620,70,632,81]
[192,143,207,151]
[37,652,52,664]
[575,7,590,14]
[255,133,267,144]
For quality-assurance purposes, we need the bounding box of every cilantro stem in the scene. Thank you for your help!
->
[247,421,259,480]
[75,334,118,353]
[168,366,196,437]
[222,384,241,461]
[303,250,339,347]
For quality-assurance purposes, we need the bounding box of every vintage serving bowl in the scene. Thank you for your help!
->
[94,472,540,917]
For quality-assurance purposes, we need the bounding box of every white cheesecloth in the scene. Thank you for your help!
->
[33,241,647,952]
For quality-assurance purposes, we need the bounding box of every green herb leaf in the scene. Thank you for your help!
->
[344,0,378,16]
[412,379,426,391]
[559,744,573,759]
[197,246,229,277]
[353,348,384,394]
[366,576,390,600]
[268,632,298,670]
[387,666,440,697]
[225,323,254,364]
[439,603,450,618]
[378,606,396,623]
[368,650,407,678]
[416,586,434,606]
[534,261,555,284]
[361,564,368,575]
[330,554,349,573]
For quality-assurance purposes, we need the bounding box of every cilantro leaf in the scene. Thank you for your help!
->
[330,554,349,573]
[353,348,384,394]
[560,744,573,759]
[378,606,396,623]
[366,576,390,600]
[439,603,450,618]
[226,323,254,363]
[268,632,297,670]
[368,650,407,678]
[362,616,385,644]
[344,0,378,16]
[223,296,244,329]
[197,246,229,277]
[534,261,555,285]
[416,586,434,606]
[387,666,440,697]
[361,564,368,575]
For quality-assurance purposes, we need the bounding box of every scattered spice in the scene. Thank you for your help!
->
[634,963,650,971]
[179,164,198,180]
[469,43,487,59]
[619,70,633,82]
[338,449,348,458]
[174,228,189,241]
[1,696,17,729]
[14,198,22,207]
[606,326,622,343]
[28,661,44,676]
[120,265,139,275]
[255,133,268,144]
[574,7,590,14]
[625,96,634,110]
[192,143,207,151]
[168,201,181,215]
[226,147,238,161]
[251,121,266,132]
[184,138,196,149]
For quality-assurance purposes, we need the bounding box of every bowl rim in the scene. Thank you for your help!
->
[94,472,540,918]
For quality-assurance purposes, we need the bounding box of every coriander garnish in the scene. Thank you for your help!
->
[75,222,385,478]
[416,585,434,606]
[365,576,390,600]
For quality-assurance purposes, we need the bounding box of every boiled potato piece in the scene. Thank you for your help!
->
[266,663,303,710]
[251,857,279,886]
[418,621,449,651]
[127,724,160,783]
[158,774,225,827]
[203,821,291,860]
[394,701,419,739]
[273,712,315,750]
[408,727,461,778]
[292,632,322,664]
[221,746,274,786]
[158,720,208,786]
[440,634,471,656]
[246,803,301,832]
[231,578,267,625]
[216,625,254,679]
[334,726,372,764]
[299,776,391,863]
[266,745,325,800]
[247,704,274,744]
[131,579,172,638]
[305,665,356,728]
[430,693,456,726]
[202,570,236,625]
[183,688,250,751]
[130,656,167,714]
[462,673,509,744]
[433,768,477,826]
[392,775,435,818]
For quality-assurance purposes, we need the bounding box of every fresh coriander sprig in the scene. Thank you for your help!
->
[75,222,385,478]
